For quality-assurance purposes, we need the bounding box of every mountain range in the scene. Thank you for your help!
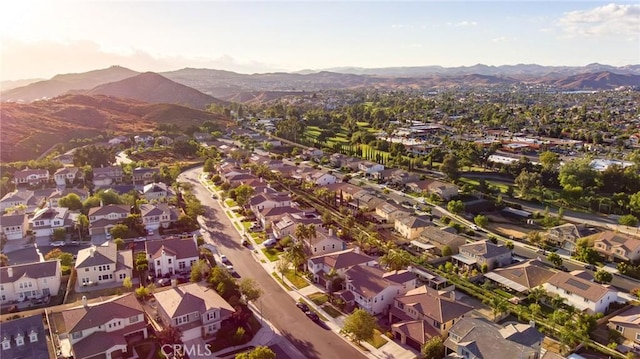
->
[2,63,638,104]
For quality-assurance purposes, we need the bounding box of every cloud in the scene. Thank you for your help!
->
[491,36,508,43]
[558,3,640,37]
[447,21,478,27]
[0,38,284,80]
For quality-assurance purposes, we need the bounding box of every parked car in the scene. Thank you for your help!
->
[105,233,112,240]
[147,229,154,236]
[220,254,229,264]
[225,265,235,274]
[134,237,146,242]
[157,278,171,287]
[263,238,277,247]
[241,239,249,247]
[305,311,320,322]
[584,264,597,271]
[50,241,65,247]
[296,302,309,312]
[211,193,218,199]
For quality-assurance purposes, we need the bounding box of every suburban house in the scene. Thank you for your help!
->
[0,260,62,304]
[305,171,338,186]
[394,216,432,240]
[140,203,179,231]
[323,183,366,204]
[30,206,73,237]
[49,188,89,207]
[272,212,323,240]
[415,226,467,255]
[193,132,212,142]
[134,134,155,144]
[375,203,411,224]
[153,283,235,341]
[546,223,592,252]
[1,214,28,241]
[375,169,419,185]
[92,166,124,188]
[389,286,473,351]
[302,147,324,160]
[444,318,543,359]
[142,182,170,201]
[132,167,159,186]
[408,180,459,200]
[257,205,306,230]
[544,270,617,313]
[593,231,640,262]
[0,314,50,359]
[53,167,81,188]
[484,259,555,294]
[295,226,345,256]
[329,153,346,168]
[75,242,133,287]
[0,190,36,211]
[224,172,258,188]
[358,161,384,176]
[608,306,640,344]
[52,294,147,359]
[453,241,512,271]
[343,264,417,315]
[12,169,49,186]
[249,192,292,216]
[146,238,199,277]
[87,204,130,236]
[348,191,384,214]
[307,248,377,289]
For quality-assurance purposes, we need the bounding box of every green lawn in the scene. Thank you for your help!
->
[308,292,329,306]
[366,330,387,349]
[322,305,342,318]
[261,248,282,262]
[284,271,310,289]
[271,272,293,291]
[225,198,238,207]
[233,222,241,231]
[459,177,511,194]
[242,221,252,231]
[251,232,265,244]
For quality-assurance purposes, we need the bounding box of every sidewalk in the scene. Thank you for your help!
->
[199,171,418,359]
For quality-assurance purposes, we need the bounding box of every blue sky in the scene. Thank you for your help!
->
[1,1,638,80]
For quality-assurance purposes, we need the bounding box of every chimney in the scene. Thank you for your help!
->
[450,290,456,301]
[529,320,535,328]
[354,246,360,254]
[7,267,13,278]
[90,248,95,257]
[82,296,88,307]
[328,228,334,237]
[171,279,178,288]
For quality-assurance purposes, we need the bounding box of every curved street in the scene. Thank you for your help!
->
[178,167,365,359]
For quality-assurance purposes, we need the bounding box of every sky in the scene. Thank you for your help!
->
[1,1,639,81]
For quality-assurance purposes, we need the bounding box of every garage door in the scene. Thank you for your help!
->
[181,326,202,341]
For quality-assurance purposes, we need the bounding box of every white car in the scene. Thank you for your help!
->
[220,254,229,264]
[263,238,277,247]
[50,241,65,247]
[225,265,235,274]
[134,237,146,243]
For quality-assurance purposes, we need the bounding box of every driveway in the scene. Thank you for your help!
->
[179,167,365,359]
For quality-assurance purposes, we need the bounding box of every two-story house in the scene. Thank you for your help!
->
[305,171,338,186]
[13,169,49,187]
[0,261,61,304]
[0,314,49,359]
[154,283,235,341]
[394,216,432,240]
[416,226,467,255]
[544,270,617,314]
[87,205,130,236]
[49,188,89,207]
[53,167,81,188]
[0,190,36,212]
[140,203,179,231]
[307,248,376,289]
[30,206,73,237]
[343,264,417,315]
[92,166,124,188]
[249,192,292,214]
[375,203,411,225]
[302,147,324,160]
[146,238,199,277]
[323,182,366,205]
[132,167,159,187]
[454,240,512,272]
[608,306,640,344]
[594,231,640,262]
[390,286,473,351]
[546,223,583,252]
[142,182,170,201]
[444,318,543,359]
[295,227,346,257]
[52,294,147,359]
[257,205,306,231]
[272,212,323,240]
[75,243,133,287]
[1,214,28,241]
[358,161,384,177]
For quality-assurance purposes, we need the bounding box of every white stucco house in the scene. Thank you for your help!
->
[0,260,62,304]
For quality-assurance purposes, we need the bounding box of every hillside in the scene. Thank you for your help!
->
[1,66,139,102]
[540,71,640,90]
[84,72,227,109]
[0,94,232,162]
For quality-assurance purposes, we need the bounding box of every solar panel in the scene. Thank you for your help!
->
[566,278,590,291]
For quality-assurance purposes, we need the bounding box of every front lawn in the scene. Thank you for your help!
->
[225,198,238,207]
[242,221,252,231]
[308,292,329,306]
[261,247,281,262]
[271,272,293,291]
[208,308,262,353]
[252,233,265,244]
[366,329,387,349]
[322,305,342,318]
[284,271,310,289]
[233,221,241,231]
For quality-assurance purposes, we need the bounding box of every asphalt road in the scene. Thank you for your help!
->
[179,167,365,359]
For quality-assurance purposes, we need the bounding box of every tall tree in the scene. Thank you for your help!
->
[440,153,460,181]
[422,336,445,359]
[239,278,263,303]
[341,308,376,344]
[379,249,411,271]
[235,346,276,359]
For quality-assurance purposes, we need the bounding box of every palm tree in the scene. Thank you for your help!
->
[379,249,411,271]
[527,287,547,305]
[285,242,307,273]
[550,295,566,311]
[484,297,508,321]
[529,303,542,319]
